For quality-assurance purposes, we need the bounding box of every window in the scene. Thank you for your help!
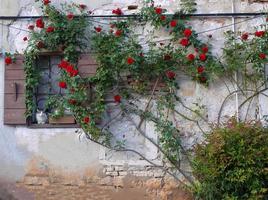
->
[4,53,98,128]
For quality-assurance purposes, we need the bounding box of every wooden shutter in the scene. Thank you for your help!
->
[77,54,98,78]
[4,55,27,125]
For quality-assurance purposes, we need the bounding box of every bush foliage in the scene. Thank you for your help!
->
[192,120,268,200]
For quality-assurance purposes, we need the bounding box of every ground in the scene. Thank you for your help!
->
[0,179,193,200]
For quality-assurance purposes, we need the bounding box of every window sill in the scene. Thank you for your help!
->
[28,124,80,129]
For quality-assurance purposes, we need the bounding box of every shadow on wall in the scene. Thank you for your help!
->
[0,187,17,200]
[0,126,30,182]
[0,181,34,200]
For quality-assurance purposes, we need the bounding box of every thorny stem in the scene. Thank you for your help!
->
[101,110,123,131]
[124,110,195,185]
[137,77,160,129]
[238,87,268,110]
[217,85,267,124]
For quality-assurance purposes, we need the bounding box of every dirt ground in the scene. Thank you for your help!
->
[0,180,193,200]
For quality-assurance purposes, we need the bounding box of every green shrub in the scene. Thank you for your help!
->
[192,120,268,200]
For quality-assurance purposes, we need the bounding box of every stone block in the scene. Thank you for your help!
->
[99,177,113,186]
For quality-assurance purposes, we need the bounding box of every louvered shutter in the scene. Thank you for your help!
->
[4,55,27,125]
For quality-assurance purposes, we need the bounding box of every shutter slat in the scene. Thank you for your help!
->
[4,109,26,125]
[77,54,98,78]
[5,80,25,94]
[4,94,26,109]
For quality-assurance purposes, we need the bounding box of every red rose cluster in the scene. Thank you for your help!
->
[114,95,121,103]
[155,7,162,15]
[58,81,67,89]
[95,27,102,33]
[197,66,205,74]
[84,116,90,124]
[187,54,195,61]
[36,41,45,49]
[180,38,189,47]
[183,29,192,38]
[79,4,87,9]
[154,7,166,21]
[46,26,55,33]
[67,13,74,20]
[36,18,44,28]
[115,30,122,37]
[68,99,77,105]
[127,57,135,65]
[170,20,177,27]
[112,8,123,15]
[259,53,266,60]
[58,60,79,77]
[43,0,50,5]
[166,71,176,79]
[255,30,265,37]
[5,56,12,65]
[241,33,249,40]
[28,25,34,30]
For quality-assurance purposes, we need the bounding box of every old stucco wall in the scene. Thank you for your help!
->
[0,0,268,199]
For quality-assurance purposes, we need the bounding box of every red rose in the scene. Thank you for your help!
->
[112,8,123,15]
[187,54,195,61]
[255,31,265,37]
[68,99,77,105]
[43,0,51,5]
[180,38,189,47]
[46,26,55,33]
[36,18,44,28]
[160,15,166,21]
[114,95,121,103]
[184,29,192,37]
[155,7,162,14]
[23,37,28,41]
[164,54,172,61]
[199,54,207,61]
[36,41,45,49]
[241,33,249,40]
[166,71,176,79]
[127,57,135,65]
[170,20,177,27]
[58,81,67,89]
[115,30,122,37]
[28,25,34,30]
[200,76,207,83]
[110,24,116,29]
[69,88,75,94]
[95,27,102,33]
[58,60,69,69]
[197,66,205,74]
[83,116,90,124]
[259,53,266,59]
[66,65,74,73]
[79,4,87,9]
[67,13,74,20]
[201,46,209,53]
[69,69,79,77]
[5,57,12,65]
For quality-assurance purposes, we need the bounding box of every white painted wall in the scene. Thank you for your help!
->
[0,0,267,182]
